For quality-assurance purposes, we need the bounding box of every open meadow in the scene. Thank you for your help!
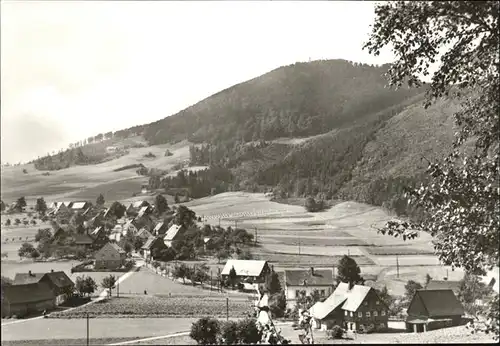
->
[186,192,455,296]
[0,139,192,203]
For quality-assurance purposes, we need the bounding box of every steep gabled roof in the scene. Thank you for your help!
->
[154,222,166,232]
[310,283,350,319]
[98,242,126,255]
[411,289,465,317]
[71,202,89,210]
[42,271,74,288]
[2,282,55,304]
[221,260,268,277]
[341,285,372,312]
[13,273,44,285]
[74,233,94,245]
[132,200,149,209]
[163,224,184,241]
[137,228,153,238]
[284,268,334,287]
[91,226,104,236]
[142,236,159,250]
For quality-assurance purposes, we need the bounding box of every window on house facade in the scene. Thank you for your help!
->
[345,311,348,316]
[366,311,371,317]
[381,310,386,316]
[358,312,362,317]
[350,312,354,317]
[320,290,325,296]
[373,311,378,317]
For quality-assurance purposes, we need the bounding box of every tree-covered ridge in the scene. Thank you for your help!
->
[142,60,423,146]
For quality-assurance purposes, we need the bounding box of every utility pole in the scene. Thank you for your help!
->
[117,280,119,298]
[210,271,213,293]
[255,228,258,246]
[396,255,400,279]
[86,312,89,346]
[298,235,301,263]
[226,297,229,321]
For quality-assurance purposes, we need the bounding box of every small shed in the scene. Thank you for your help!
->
[406,289,465,333]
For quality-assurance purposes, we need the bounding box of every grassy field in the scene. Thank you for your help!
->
[261,236,369,247]
[0,139,192,203]
[1,317,199,341]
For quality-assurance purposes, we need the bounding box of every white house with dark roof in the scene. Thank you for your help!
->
[309,282,389,332]
[163,224,185,247]
[221,260,271,284]
[281,267,335,309]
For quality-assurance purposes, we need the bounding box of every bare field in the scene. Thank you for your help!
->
[253,252,375,267]
[366,246,435,256]
[261,236,368,247]
[262,244,367,257]
[258,230,354,237]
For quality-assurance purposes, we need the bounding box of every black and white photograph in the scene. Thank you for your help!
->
[1,1,498,344]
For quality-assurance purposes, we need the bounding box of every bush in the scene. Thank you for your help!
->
[143,152,156,158]
[237,318,261,344]
[327,325,344,339]
[190,317,220,345]
[219,320,239,345]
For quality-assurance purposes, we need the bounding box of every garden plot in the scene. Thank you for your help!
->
[50,296,252,318]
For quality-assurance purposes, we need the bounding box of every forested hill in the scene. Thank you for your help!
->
[32,59,458,218]
[142,60,423,145]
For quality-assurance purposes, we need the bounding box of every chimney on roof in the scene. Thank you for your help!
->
[51,269,54,273]
[348,281,354,290]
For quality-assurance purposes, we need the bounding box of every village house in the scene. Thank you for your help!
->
[48,202,72,217]
[122,219,139,235]
[221,260,271,284]
[94,243,126,270]
[70,201,92,213]
[13,270,74,305]
[153,222,169,236]
[90,226,108,249]
[136,227,153,241]
[309,282,389,333]
[1,282,56,318]
[137,205,153,219]
[126,200,151,216]
[405,289,465,333]
[74,233,95,249]
[163,224,185,247]
[141,236,168,261]
[281,267,335,309]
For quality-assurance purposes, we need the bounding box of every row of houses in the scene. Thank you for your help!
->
[1,270,75,318]
[218,259,473,334]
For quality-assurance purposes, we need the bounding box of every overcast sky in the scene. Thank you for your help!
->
[1,0,396,164]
